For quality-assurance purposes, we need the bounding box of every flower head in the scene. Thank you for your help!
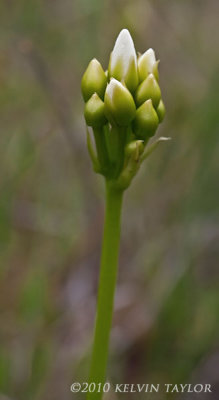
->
[81,29,167,184]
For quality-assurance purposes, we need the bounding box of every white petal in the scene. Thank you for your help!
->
[106,78,125,101]
[110,29,137,75]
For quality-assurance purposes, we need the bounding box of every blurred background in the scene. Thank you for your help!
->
[0,0,219,399]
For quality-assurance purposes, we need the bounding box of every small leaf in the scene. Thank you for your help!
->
[140,136,171,162]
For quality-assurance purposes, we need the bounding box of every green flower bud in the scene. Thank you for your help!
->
[125,140,144,158]
[108,29,138,93]
[84,93,107,127]
[135,73,161,108]
[81,59,107,102]
[138,48,156,82]
[104,78,136,126]
[156,99,166,123]
[133,99,159,140]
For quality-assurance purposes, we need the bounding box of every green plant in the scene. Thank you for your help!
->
[81,29,169,400]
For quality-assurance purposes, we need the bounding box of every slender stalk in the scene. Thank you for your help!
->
[93,126,110,175]
[87,181,124,400]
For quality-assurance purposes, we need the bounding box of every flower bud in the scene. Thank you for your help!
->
[138,48,156,82]
[133,99,159,140]
[135,73,161,108]
[108,29,138,93]
[104,78,136,126]
[125,140,144,158]
[156,99,166,122]
[84,93,107,127]
[81,59,107,102]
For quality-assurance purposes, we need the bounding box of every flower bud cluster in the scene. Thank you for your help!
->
[81,29,166,185]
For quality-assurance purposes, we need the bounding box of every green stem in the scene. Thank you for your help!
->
[93,126,110,175]
[115,126,127,178]
[87,181,124,400]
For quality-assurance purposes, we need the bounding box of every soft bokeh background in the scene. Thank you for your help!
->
[0,0,218,399]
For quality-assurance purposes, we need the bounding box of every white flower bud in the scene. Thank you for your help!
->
[138,48,157,82]
[108,29,138,93]
[104,78,136,126]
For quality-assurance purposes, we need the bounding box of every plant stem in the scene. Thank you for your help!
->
[87,180,124,400]
[93,127,110,175]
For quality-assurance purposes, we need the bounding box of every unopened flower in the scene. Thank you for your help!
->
[81,59,107,102]
[104,78,136,126]
[138,48,158,82]
[80,30,169,400]
[133,99,159,140]
[84,93,107,127]
[108,29,138,93]
[135,73,161,108]
[125,140,144,158]
[156,99,166,122]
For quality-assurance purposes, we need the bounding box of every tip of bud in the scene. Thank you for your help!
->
[91,58,99,65]
[146,48,156,60]
[107,78,124,100]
